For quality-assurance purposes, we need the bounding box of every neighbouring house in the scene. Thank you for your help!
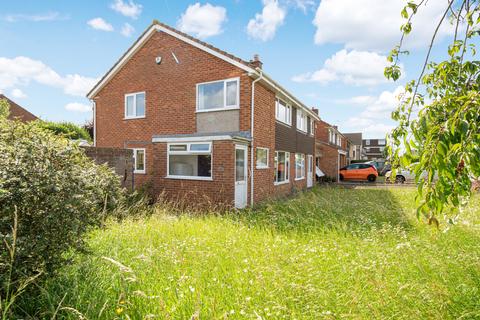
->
[363,138,387,170]
[88,21,319,208]
[344,132,364,161]
[314,117,349,181]
[0,94,38,122]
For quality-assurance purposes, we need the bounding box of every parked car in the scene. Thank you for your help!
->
[380,164,392,176]
[339,163,378,182]
[385,169,436,183]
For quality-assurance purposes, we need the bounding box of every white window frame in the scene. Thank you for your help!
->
[275,98,292,126]
[124,92,146,119]
[365,139,371,145]
[378,139,386,145]
[296,109,307,133]
[196,77,240,113]
[131,148,146,174]
[274,151,290,185]
[256,147,269,169]
[309,118,314,136]
[295,153,305,180]
[167,142,213,181]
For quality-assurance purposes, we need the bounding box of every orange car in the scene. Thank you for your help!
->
[339,163,378,182]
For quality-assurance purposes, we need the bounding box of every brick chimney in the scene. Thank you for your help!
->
[249,54,263,69]
[312,107,319,115]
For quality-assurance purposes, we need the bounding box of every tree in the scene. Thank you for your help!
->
[385,0,480,223]
[36,120,92,142]
[0,99,10,119]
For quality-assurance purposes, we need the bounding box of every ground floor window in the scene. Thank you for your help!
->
[131,148,146,174]
[295,153,305,180]
[275,151,290,184]
[167,142,212,180]
[256,147,269,169]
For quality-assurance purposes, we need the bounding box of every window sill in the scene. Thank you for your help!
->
[166,175,213,181]
[134,171,146,174]
[274,180,289,186]
[196,106,239,113]
[296,129,308,134]
[275,120,292,127]
[295,177,305,181]
[256,166,269,169]
[124,116,146,120]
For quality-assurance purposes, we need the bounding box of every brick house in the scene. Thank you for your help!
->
[1,94,38,122]
[314,118,349,181]
[363,138,387,170]
[87,21,319,208]
[344,132,364,161]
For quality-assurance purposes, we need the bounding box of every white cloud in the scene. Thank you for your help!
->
[313,0,455,51]
[87,17,114,32]
[110,0,143,19]
[292,49,404,86]
[11,88,27,99]
[177,3,227,39]
[286,0,315,13]
[0,56,98,97]
[3,11,68,22]
[342,86,406,137]
[121,23,135,37]
[247,0,286,41]
[65,102,91,113]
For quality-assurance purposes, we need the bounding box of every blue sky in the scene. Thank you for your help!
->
[0,0,455,138]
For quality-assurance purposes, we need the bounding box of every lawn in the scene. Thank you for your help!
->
[23,186,480,319]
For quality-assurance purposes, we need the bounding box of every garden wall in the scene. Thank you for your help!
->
[82,147,134,189]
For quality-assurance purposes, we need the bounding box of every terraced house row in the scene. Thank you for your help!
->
[88,20,319,208]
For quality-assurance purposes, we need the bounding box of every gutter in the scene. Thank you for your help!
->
[250,70,263,207]
[91,99,96,147]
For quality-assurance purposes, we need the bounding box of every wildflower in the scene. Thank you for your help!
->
[115,307,124,315]
[189,286,195,293]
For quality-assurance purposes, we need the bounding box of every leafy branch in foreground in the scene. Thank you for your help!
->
[385,0,480,222]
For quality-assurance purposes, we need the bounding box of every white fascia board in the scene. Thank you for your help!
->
[152,135,234,143]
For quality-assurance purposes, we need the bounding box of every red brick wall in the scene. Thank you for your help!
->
[317,144,339,179]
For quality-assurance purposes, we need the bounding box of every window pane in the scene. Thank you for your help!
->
[169,154,211,177]
[295,154,304,178]
[135,150,145,171]
[190,143,210,152]
[136,93,145,116]
[126,95,134,116]
[198,81,224,110]
[256,148,268,168]
[226,81,238,106]
[170,144,187,151]
[276,152,287,182]
[236,148,245,182]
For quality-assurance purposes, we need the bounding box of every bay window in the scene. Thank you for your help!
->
[274,151,290,184]
[167,142,212,180]
[197,78,239,111]
[295,153,305,180]
[275,99,291,125]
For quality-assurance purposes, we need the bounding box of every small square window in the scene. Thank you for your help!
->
[125,92,145,118]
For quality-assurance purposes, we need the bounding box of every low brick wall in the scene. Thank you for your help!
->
[82,146,134,190]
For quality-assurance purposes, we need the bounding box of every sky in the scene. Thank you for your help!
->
[0,0,456,138]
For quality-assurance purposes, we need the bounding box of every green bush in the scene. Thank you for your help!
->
[0,117,124,312]
[36,120,92,142]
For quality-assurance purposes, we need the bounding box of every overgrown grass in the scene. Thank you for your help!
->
[21,187,480,319]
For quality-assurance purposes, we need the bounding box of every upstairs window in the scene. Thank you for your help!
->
[378,139,386,145]
[197,78,239,111]
[296,109,307,132]
[276,99,291,125]
[365,139,370,145]
[309,118,314,136]
[125,92,145,119]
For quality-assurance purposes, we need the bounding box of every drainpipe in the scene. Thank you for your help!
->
[90,99,96,147]
[250,70,263,206]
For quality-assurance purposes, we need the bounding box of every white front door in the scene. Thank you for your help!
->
[234,145,248,209]
[307,154,313,188]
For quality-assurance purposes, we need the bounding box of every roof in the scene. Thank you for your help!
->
[343,133,363,145]
[87,20,319,121]
[0,94,38,122]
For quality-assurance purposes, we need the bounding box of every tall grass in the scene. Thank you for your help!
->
[20,187,480,319]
